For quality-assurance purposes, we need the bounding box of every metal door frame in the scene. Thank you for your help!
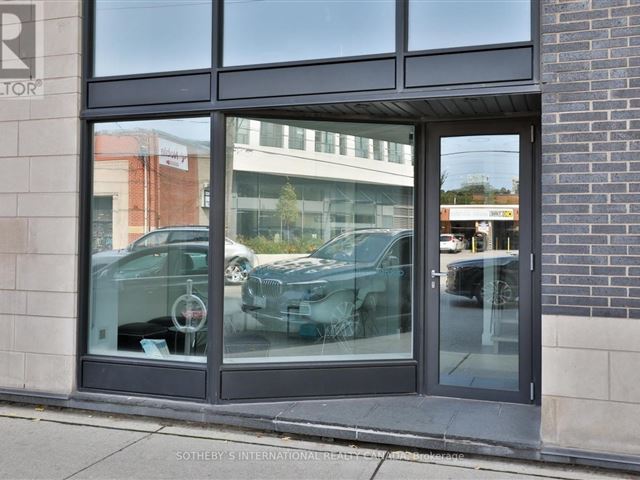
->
[423,119,537,404]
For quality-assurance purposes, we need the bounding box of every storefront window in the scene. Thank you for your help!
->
[89,118,210,362]
[93,0,212,77]
[223,0,395,66]
[408,0,531,51]
[224,118,415,363]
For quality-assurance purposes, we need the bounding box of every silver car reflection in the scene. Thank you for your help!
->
[92,226,256,284]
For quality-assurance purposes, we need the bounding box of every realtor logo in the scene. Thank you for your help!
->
[0,3,35,79]
[0,2,43,97]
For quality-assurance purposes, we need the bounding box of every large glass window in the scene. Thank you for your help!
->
[223,0,396,66]
[93,0,212,77]
[224,118,415,363]
[89,118,211,362]
[408,0,531,51]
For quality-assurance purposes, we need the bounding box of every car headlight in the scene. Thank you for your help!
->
[287,280,328,301]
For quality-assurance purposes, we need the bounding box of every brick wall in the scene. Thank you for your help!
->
[542,0,640,319]
[541,0,640,457]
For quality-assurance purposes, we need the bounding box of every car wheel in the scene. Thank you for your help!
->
[224,258,251,285]
[476,279,515,307]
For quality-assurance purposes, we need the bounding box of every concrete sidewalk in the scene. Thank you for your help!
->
[0,402,631,480]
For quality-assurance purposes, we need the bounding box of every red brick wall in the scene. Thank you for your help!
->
[94,133,200,244]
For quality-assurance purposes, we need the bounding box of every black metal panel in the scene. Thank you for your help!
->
[532,121,542,405]
[87,73,211,108]
[221,364,416,400]
[213,94,540,126]
[82,360,207,399]
[414,123,427,394]
[405,47,533,88]
[218,59,396,100]
[208,112,226,403]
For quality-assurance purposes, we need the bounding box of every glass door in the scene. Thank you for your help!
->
[426,120,534,403]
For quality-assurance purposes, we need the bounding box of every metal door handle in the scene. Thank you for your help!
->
[431,270,447,278]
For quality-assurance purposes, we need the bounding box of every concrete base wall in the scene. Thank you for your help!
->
[542,314,640,456]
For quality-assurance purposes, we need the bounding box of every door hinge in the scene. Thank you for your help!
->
[530,382,535,401]
[530,253,534,272]
[530,125,535,143]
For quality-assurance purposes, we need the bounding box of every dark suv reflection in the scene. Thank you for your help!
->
[241,229,412,334]
[445,254,519,307]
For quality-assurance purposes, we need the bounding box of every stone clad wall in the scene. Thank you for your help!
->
[541,0,640,456]
[0,1,81,394]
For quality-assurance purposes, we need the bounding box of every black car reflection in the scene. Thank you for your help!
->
[445,254,519,307]
[90,243,210,355]
[241,229,412,335]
